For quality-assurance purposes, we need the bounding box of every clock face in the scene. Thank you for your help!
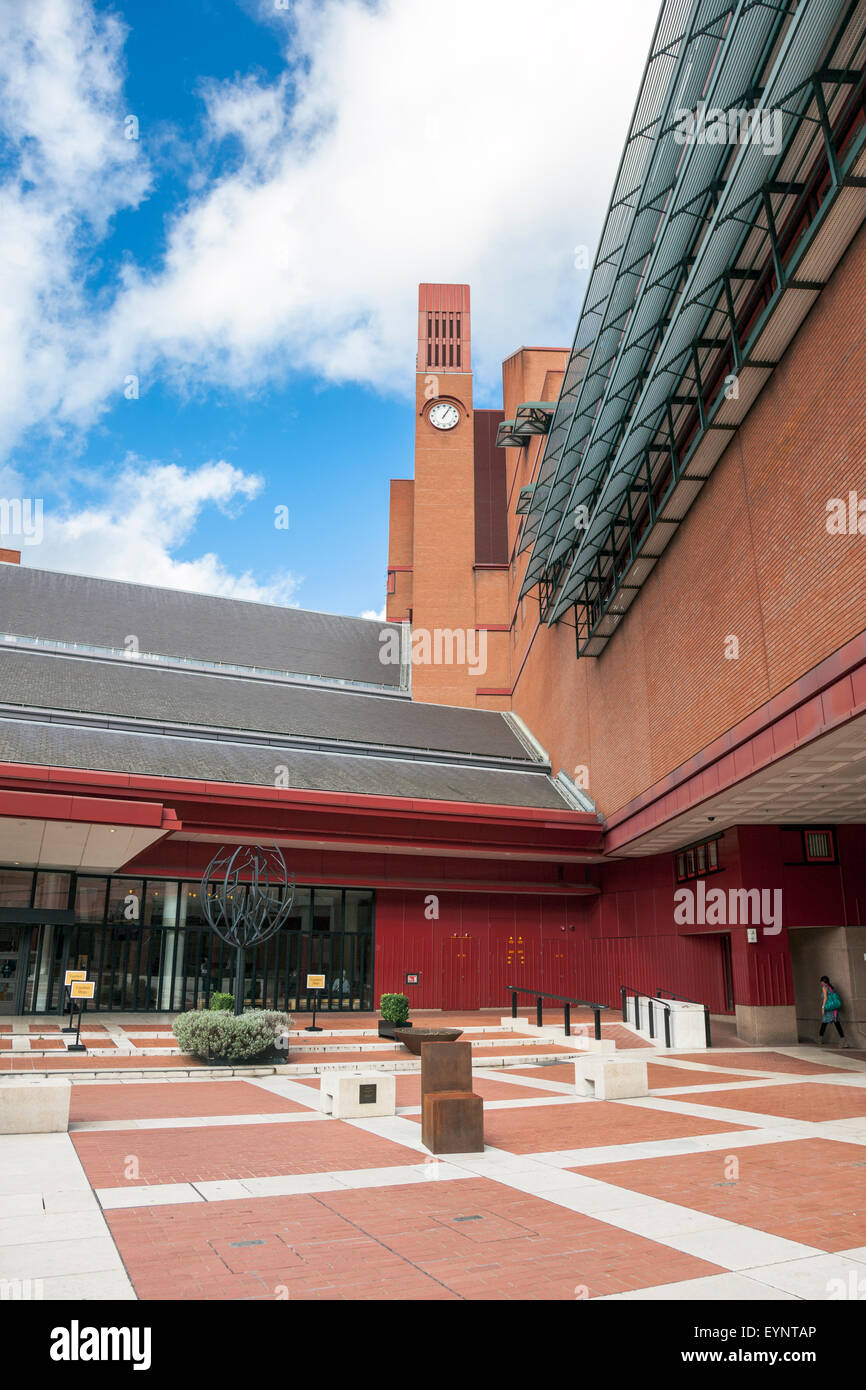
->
[428,402,460,431]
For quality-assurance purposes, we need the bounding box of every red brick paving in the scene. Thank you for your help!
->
[406,1099,753,1149]
[510,1064,577,1084]
[572,1138,866,1252]
[510,1062,749,1090]
[1,1054,197,1071]
[105,1177,724,1300]
[69,1080,316,1123]
[72,1118,422,1187]
[682,1081,866,1122]
[29,1038,65,1050]
[675,1050,856,1076]
[292,1073,558,1105]
[645,1063,769,1089]
[285,1043,580,1065]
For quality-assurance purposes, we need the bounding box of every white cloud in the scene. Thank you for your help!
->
[0,0,150,456]
[17,457,302,604]
[0,0,658,457]
[360,605,386,622]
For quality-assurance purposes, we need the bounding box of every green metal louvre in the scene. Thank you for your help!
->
[554,19,865,644]
[540,0,790,579]
[521,0,866,655]
[519,0,703,562]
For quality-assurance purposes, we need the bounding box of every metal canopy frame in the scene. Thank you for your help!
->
[495,402,556,449]
[519,0,866,657]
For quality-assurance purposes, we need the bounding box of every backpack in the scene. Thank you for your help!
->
[825,990,841,1011]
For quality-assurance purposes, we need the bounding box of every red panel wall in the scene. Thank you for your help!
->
[373,888,591,1011]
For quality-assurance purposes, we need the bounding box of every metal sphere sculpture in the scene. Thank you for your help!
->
[201,844,295,1014]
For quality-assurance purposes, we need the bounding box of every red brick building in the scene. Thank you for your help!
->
[386,0,866,1044]
[1,0,864,1047]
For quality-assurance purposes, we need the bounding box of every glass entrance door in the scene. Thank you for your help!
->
[0,925,29,1014]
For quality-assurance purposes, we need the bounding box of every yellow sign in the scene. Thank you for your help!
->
[64,970,86,986]
[70,981,95,1000]
[306,974,325,991]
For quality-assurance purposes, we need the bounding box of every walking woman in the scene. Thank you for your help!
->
[819,976,849,1046]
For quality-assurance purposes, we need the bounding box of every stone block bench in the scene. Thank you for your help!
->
[0,1078,71,1134]
[319,1072,396,1119]
[574,1055,648,1101]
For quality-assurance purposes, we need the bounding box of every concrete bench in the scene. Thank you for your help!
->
[0,1078,71,1134]
[574,1056,648,1101]
[319,1072,395,1119]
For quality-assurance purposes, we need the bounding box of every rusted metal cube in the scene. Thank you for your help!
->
[420,1040,472,1098]
[422,1089,484,1154]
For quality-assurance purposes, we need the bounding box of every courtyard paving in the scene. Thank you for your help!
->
[1,1010,865,1301]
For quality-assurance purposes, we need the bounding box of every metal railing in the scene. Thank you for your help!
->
[621,984,672,1048]
[657,989,713,1048]
[507,986,609,1040]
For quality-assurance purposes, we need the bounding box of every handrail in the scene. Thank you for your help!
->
[507,986,609,1040]
[621,984,713,1049]
[657,989,713,1048]
[621,984,671,1048]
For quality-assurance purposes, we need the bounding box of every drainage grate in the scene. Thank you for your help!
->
[229,1239,266,1248]
[453,1215,482,1223]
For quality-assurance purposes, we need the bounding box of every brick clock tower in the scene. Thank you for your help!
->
[386,284,510,707]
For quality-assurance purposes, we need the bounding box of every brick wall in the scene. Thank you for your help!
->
[511,219,866,817]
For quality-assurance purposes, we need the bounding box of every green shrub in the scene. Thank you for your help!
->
[173,1009,291,1062]
[209,992,234,1012]
[379,992,410,1025]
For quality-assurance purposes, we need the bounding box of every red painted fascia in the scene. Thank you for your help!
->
[605,629,866,852]
[0,786,179,832]
[0,764,602,858]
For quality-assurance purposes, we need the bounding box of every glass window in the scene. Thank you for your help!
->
[181,883,207,926]
[281,886,310,931]
[33,872,71,911]
[696,844,706,874]
[107,879,144,925]
[0,868,33,907]
[675,853,685,881]
[685,849,695,877]
[311,888,341,933]
[143,881,177,927]
[74,877,108,923]
[707,840,719,870]
[344,890,373,933]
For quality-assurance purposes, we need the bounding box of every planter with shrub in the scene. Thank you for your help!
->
[173,1009,292,1064]
[209,992,234,1012]
[378,992,411,1039]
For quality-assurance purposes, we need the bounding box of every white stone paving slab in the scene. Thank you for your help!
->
[37,1270,137,1301]
[0,1236,133,1281]
[743,1252,866,1299]
[597,1272,799,1301]
[656,1225,819,1271]
[70,1110,325,1133]
[0,1211,109,1247]
[97,1182,203,1209]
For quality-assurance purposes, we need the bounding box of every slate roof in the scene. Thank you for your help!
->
[0,719,570,809]
[0,566,574,811]
[0,564,402,688]
[0,649,529,761]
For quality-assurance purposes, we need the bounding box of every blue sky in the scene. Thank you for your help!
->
[0,0,656,618]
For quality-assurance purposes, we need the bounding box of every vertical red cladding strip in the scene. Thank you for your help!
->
[473,410,508,564]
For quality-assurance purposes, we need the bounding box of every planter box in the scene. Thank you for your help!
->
[378,1019,412,1039]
